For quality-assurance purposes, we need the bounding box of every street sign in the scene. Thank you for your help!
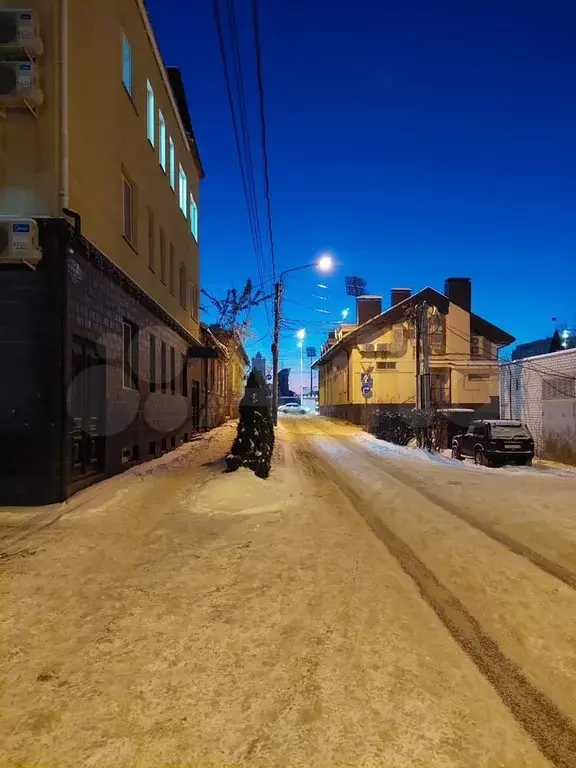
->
[361,372,373,388]
[266,373,272,382]
[362,385,373,398]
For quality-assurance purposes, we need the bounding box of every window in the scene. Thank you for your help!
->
[471,335,490,359]
[170,346,176,395]
[469,373,490,381]
[542,377,576,400]
[123,320,139,389]
[189,282,199,318]
[376,362,396,370]
[146,80,155,146]
[181,353,188,397]
[122,34,132,95]
[169,243,175,295]
[159,228,166,284]
[159,111,167,171]
[149,334,156,392]
[190,192,198,240]
[179,164,188,216]
[122,174,135,245]
[169,137,176,190]
[148,209,155,271]
[429,314,446,355]
[160,341,167,393]
[179,263,187,307]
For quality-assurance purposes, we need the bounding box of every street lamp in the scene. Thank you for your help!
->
[271,255,334,424]
[296,329,306,399]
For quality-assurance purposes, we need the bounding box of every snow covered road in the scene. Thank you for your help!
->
[1,416,576,767]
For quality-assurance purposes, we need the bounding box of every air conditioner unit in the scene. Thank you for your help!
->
[359,343,376,353]
[0,60,43,106]
[376,343,390,352]
[0,219,43,265]
[0,10,43,57]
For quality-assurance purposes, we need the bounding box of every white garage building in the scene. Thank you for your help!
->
[500,349,576,453]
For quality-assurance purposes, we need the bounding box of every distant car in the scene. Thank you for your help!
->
[278,403,309,415]
[452,419,534,467]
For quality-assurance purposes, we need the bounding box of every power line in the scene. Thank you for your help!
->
[251,0,277,282]
[212,0,271,331]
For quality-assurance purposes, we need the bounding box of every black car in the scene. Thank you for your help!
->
[452,419,535,467]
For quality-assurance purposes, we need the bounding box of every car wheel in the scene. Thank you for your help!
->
[474,449,485,466]
[451,444,462,461]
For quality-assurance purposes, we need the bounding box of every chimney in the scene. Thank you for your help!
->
[356,295,382,325]
[444,278,471,312]
[391,288,412,307]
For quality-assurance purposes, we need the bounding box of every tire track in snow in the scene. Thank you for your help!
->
[346,437,576,592]
[298,439,576,768]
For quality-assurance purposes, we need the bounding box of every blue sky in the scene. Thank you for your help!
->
[147,0,576,379]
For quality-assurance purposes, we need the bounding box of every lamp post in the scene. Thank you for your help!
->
[296,329,306,400]
[271,254,333,425]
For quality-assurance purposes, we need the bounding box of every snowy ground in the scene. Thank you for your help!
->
[1,416,576,767]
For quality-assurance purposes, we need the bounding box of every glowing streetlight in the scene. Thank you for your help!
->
[341,307,350,320]
[317,254,334,273]
[296,328,306,341]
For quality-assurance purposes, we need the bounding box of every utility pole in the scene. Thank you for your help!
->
[309,364,313,399]
[271,281,283,425]
[509,363,513,419]
[421,302,431,411]
[414,306,421,409]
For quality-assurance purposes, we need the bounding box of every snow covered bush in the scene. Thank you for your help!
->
[369,409,413,446]
[225,369,275,479]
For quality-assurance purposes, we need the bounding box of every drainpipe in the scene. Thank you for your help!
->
[58,0,69,212]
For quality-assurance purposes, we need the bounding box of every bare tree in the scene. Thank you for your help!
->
[201,279,271,338]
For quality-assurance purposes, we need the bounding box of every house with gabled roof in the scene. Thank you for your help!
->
[312,278,515,430]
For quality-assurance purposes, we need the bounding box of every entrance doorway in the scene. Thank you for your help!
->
[68,337,106,482]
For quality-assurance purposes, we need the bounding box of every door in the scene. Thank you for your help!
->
[460,423,477,456]
[69,338,106,480]
[190,379,200,432]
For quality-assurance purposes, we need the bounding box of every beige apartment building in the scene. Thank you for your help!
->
[0,1,207,504]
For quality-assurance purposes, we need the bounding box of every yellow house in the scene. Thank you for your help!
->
[314,279,515,431]
[0,1,205,504]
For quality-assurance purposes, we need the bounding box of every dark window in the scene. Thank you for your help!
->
[161,437,167,451]
[469,373,490,381]
[169,243,175,295]
[376,362,396,370]
[170,347,176,394]
[149,334,156,392]
[179,262,187,307]
[160,341,167,393]
[181,353,188,397]
[122,320,138,389]
[122,175,135,245]
[473,424,486,436]
[429,314,446,355]
[160,228,166,284]
[148,209,155,271]
[171,435,176,449]
[149,440,156,456]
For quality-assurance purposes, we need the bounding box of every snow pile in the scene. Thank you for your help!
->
[129,423,237,477]
[192,467,288,518]
[354,432,461,468]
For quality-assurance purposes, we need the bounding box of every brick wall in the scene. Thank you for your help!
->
[65,235,204,484]
[500,349,576,451]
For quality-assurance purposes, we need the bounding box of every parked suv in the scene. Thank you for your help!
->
[452,419,534,467]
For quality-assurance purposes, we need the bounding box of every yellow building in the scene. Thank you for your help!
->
[314,279,515,435]
[0,2,205,504]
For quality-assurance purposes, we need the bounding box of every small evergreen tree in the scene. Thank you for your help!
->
[225,369,274,479]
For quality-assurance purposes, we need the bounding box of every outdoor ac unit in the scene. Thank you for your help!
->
[359,344,376,353]
[0,219,42,265]
[376,343,390,352]
[0,60,43,106]
[0,10,43,57]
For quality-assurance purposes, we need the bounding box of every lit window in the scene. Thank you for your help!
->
[178,164,188,216]
[169,137,175,190]
[122,34,132,95]
[189,192,198,240]
[122,174,135,245]
[146,80,155,146]
[159,111,166,171]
